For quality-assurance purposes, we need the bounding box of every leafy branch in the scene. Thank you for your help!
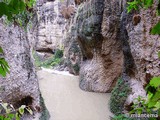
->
[0,101,33,120]
[0,47,9,77]
[0,0,36,27]
[130,77,160,119]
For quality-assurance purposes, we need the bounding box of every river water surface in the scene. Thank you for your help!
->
[38,68,112,120]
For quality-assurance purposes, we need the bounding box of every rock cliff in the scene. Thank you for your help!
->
[65,0,123,92]
[30,0,68,59]
[0,20,40,119]
[64,0,160,112]
[0,0,159,118]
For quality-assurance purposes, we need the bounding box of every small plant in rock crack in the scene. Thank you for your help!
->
[0,101,33,120]
[129,77,160,119]
[0,47,10,77]
[130,96,150,114]
[110,78,131,115]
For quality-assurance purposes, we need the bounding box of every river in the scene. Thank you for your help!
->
[38,68,112,120]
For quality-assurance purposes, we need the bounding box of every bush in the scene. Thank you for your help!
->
[32,50,63,68]
[110,78,131,115]
[111,114,135,120]
[0,101,32,120]
[42,57,62,68]
[54,49,63,59]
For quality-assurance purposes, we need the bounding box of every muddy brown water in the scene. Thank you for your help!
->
[38,68,112,120]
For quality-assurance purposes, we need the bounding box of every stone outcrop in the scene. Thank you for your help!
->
[0,21,40,119]
[0,0,159,117]
[31,0,68,56]
[65,0,123,92]
[65,0,160,108]
[122,1,160,108]
[78,0,123,92]
[30,0,160,115]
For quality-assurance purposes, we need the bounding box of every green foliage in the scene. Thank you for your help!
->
[0,47,9,77]
[0,47,3,53]
[0,101,33,120]
[33,50,63,68]
[127,0,160,35]
[129,77,160,119]
[0,58,10,77]
[146,77,160,111]
[42,57,62,68]
[0,0,36,27]
[151,21,160,35]
[110,78,131,115]
[112,114,135,120]
[130,96,151,114]
[127,0,142,13]
[54,49,63,59]
[127,0,154,13]
[0,0,25,20]
[158,51,160,58]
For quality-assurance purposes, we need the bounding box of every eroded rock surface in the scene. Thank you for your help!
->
[31,0,69,56]
[65,0,159,98]
[65,0,123,92]
[123,1,160,107]
[0,21,40,119]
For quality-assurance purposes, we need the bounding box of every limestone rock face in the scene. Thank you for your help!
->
[32,0,67,54]
[65,26,82,75]
[123,2,160,107]
[104,0,160,111]
[65,0,159,96]
[72,0,123,92]
[0,22,40,119]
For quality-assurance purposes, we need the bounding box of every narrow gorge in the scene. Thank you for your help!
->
[0,0,159,120]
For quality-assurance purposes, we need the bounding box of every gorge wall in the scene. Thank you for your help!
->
[30,0,75,58]
[0,0,159,118]
[65,0,124,92]
[64,0,160,112]
[0,20,40,119]
[32,0,159,110]
[34,0,66,52]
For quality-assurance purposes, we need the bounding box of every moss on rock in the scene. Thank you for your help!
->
[39,94,50,120]
[110,78,131,115]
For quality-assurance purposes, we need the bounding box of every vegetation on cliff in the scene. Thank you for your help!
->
[0,0,159,119]
[127,0,160,35]
[110,78,131,115]
[33,49,63,68]
[111,0,160,119]
[0,0,36,119]
[0,0,36,28]
[0,47,9,77]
